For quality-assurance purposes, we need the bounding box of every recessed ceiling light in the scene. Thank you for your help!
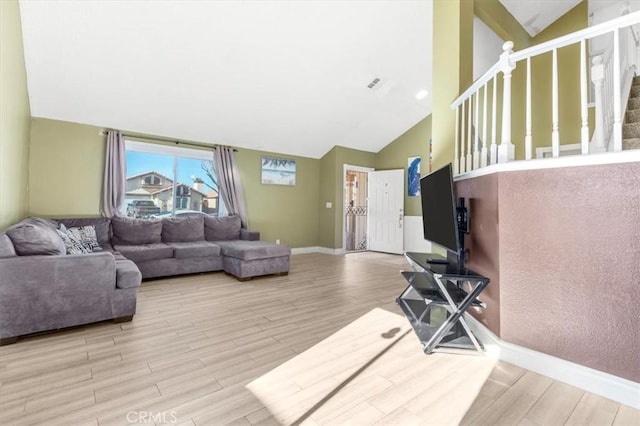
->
[415,89,429,100]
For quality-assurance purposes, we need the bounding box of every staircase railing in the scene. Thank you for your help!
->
[450,11,640,175]
[591,20,639,152]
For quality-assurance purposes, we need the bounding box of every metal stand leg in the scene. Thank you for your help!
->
[399,252,490,355]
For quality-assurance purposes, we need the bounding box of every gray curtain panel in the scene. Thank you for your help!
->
[213,146,249,228]
[101,130,126,218]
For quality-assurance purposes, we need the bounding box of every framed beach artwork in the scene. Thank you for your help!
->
[261,156,296,186]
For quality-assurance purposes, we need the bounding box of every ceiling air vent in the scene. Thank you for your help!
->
[367,77,382,89]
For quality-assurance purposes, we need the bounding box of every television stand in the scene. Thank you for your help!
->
[397,252,490,354]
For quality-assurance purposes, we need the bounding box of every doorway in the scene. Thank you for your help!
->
[367,169,405,254]
[344,169,369,252]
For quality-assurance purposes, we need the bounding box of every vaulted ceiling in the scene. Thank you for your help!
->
[19,0,432,159]
[18,1,626,159]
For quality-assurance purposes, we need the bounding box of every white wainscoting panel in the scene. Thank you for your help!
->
[403,216,432,253]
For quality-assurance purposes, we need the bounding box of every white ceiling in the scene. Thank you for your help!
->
[19,1,626,159]
[18,0,433,159]
[499,0,582,36]
[499,0,640,37]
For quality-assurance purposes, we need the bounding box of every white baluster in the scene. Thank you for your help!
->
[498,41,516,163]
[552,48,560,158]
[525,57,532,160]
[604,58,613,143]
[473,89,480,170]
[613,28,623,152]
[460,101,466,172]
[481,83,488,168]
[591,55,607,153]
[454,107,459,175]
[580,39,589,154]
[467,97,473,171]
[491,74,498,164]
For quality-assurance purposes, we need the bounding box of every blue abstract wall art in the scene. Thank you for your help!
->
[408,156,421,196]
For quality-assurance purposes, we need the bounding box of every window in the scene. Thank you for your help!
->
[124,140,225,218]
[143,175,161,186]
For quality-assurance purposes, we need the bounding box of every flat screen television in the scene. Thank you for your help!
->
[419,163,467,266]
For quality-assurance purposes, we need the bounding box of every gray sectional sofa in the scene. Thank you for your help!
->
[108,214,291,280]
[0,214,290,344]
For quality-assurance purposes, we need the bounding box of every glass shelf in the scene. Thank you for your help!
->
[397,252,490,354]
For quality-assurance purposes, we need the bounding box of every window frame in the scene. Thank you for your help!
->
[125,139,221,217]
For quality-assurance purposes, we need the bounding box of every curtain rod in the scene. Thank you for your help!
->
[99,129,237,151]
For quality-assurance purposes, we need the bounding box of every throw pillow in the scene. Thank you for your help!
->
[56,228,90,255]
[204,215,241,241]
[58,223,100,254]
[6,218,66,256]
[58,218,110,245]
[162,215,204,242]
[111,216,163,245]
[65,225,100,252]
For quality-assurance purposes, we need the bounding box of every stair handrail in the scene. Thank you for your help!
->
[452,11,640,110]
[449,10,640,175]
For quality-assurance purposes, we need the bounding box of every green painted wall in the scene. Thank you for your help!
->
[431,0,474,170]
[318,146,375,249]
[17,0,590,247]
[0,0,31,230]
[375,116,432,217]
[236,149,319,248]
[318,148,336,249]
[474,0,532,50]
[476,1,588,160]
[333,147,375,248]
[530,1,588,153]
[28,118,320,247]
[29,119,105,217]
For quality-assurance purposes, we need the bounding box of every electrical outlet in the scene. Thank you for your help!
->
[326,202,332,208]
[276,239,280,245]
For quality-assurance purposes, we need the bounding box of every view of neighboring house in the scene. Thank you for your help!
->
[125,171,218,215]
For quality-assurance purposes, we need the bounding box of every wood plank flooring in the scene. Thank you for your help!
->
[0,252,637,425]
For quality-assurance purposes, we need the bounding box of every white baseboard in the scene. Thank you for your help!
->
[464,314,640,408]
[291,247,344,255]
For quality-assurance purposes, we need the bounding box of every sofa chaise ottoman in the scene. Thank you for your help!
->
[216,240,291,281]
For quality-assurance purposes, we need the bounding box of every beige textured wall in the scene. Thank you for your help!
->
[0,0,31,230]
[455,174,501,336]
[499,162,640,382]
[456,162,640,382]
[375,116,432,217]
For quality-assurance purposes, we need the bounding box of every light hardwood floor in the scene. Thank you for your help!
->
[0,252,638,425]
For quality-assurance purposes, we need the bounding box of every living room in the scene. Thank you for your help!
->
[2,0,640,425]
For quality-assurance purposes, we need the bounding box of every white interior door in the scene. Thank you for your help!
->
[367,169,404,254]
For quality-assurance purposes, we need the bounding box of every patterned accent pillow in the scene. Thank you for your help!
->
[67,226,100,251]
[56,228,89,254]
[57,225,100,254]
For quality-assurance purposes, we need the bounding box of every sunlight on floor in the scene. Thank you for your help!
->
[246,308,497,425]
